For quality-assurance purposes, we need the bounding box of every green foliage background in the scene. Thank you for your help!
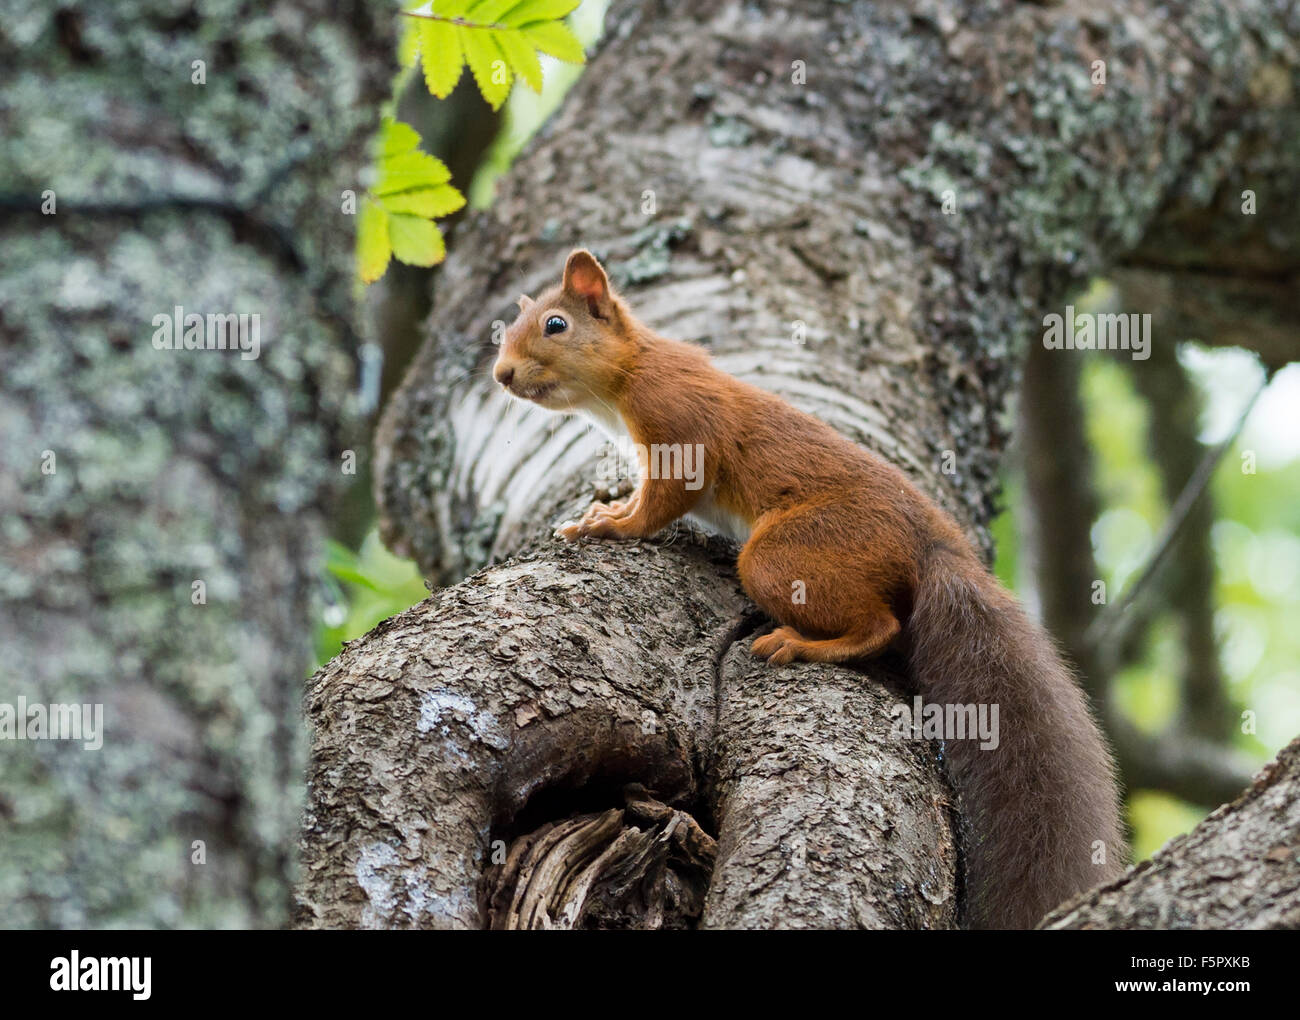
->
[992,347,1300,859]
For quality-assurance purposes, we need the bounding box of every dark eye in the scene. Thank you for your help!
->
[544,315,568,336]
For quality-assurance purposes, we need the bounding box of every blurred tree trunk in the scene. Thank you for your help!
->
[1019,340,1259,808]
[0,0,395,926]
[296,0,1300,928]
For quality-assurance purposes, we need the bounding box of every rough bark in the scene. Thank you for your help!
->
[0,0,394,927]
[300,0,1300,928]
[295,538,956,928]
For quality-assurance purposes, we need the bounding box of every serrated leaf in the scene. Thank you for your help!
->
[387,213,446,267]
[500,0,581,28]
[356,200,391,284]
[419,18,463,98]
[379,117,422,158]
[460,24,511,109]
[493,27,543,92]
[379,184,466,218]
[519,18,585,64]
[376,150,452,194]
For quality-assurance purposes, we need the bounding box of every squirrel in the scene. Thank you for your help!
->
[492,249,1127,929]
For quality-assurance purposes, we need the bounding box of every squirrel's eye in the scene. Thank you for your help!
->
[544,315,568,336]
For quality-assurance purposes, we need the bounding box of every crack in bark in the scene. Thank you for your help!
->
[482,787,719,929]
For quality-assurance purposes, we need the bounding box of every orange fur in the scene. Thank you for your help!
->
[494,250,1127,927]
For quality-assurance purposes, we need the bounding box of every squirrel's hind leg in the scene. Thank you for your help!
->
[738,515,901,666]
[750,617,899,666]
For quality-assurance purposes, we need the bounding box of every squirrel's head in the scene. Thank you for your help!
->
[493,250,633,411]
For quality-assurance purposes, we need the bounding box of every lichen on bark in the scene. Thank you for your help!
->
[0,0,396,927]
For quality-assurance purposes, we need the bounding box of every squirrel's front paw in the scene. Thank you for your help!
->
[555,503,631,542]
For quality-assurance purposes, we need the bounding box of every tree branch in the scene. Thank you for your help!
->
[1044,736,1300,929]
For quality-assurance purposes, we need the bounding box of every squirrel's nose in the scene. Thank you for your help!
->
[495,364,515,389]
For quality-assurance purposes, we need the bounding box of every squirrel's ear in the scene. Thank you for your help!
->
[562,249,612,319]
[517,294,534,312]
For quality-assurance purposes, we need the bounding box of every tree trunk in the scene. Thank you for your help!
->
[0,0,394,927]
[297,0,1300,928]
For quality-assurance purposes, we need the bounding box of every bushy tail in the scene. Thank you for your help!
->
[908,544,1126,929]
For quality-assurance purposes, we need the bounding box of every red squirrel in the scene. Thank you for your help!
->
[492,249,1126,929]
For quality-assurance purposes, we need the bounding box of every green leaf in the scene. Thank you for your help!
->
[379,117,422,158]
[326,562,384,592]
[323,538,359,571]
[407,0,474,17]
[410,0,583,104]
[467,0,522,24]
[356,199,391,284]
[419,18,463,98]
[387,213,446,267]
[379,184,466,218]
[500,0,581,27]
[460,24,511,109]
[375,150,452,194]
[493,27,543,93]
[519,18,585,64]
[357,118,461,284]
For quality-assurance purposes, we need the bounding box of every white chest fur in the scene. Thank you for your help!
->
[687,488,753,542]
[577,401,629,442]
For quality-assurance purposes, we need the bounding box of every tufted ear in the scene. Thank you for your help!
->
[517,294,534,312]
[562,249,613,319]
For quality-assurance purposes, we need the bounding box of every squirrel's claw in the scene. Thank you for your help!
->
[554,519,583,541]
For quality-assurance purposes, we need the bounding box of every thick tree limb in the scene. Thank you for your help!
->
[1112,267,1299,371]
[294,540,957,928]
